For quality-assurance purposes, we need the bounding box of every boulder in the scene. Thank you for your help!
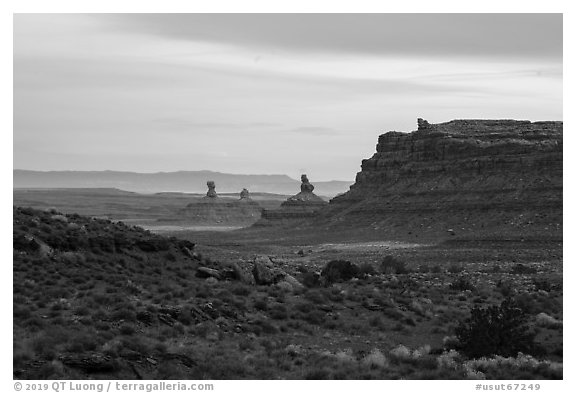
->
[51,214,68,223]
[276,275,304,292]
[59,353,115,372]
[196,267,222,280]
[252,260,275,285]
[275,281,294,292]
[252,259,285,285]
[281,274,305,290]
[230,262,255,285]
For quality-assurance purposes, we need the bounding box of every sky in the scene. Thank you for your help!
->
[13,13,563,181]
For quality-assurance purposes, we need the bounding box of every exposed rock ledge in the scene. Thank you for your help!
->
[321,118,562,241]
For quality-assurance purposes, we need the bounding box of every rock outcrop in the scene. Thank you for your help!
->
[259,174,328,222]
[206,181,217,198]
[324,119,562,241]
[239,188,250,200]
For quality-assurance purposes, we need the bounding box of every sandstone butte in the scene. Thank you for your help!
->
[311,118,563,242]
[259,174,328,222]
[179,181,262,225]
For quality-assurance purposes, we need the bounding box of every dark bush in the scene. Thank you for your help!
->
[89,236,116,253]
[176,239,195,251]
[514,292,562,316]
[302,310,326,325]
[455,298,537,358]
[302,271,321,288]
[136,238,171,252]
[497,279,515,297]
[321,260,359,284]
[358,262,377,277]
[269,304,289,320]
[532,278,555,292]
[113,234,132,251]
[449,277,476,292]
[13,235,40,253]
[254,298,268,311]
[380,256,409,274]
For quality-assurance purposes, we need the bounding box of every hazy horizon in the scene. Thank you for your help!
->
[14,14,563,181]
[13,168,350,183]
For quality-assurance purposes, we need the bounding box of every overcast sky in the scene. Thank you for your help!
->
[13,14,562,181]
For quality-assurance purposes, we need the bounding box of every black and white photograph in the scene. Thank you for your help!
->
[10,9,565,384]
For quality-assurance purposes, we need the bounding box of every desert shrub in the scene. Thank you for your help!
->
[449,277,476,292]
[31,327,70,360]
[368,315,386,330]
[327,288,345,302]
[113,234,131,251]
[65,330,101,352]
[382,306,405,321]
[321,260,360,284]
[110,308,137,322]
[253,297,268,311]
[532,278,555,292]
[509,264,538,275]
[302,271,321,288]
[135,238,170,252]
[380,256,409,274]
[362,349,388,368]
[447,264,464,274]
[88,236,116,253]
[304,289,326,304]
[74,305,91,316]
[254,318,279,334]
[535,313,562,329]
[304,368,331,379]
[269,304,289,320]
[13,304,32,320]
[514,292,562,316]
[119,323,137,335]
[496,279,515,297]
[231,284,253,297]
[118,335,152,355]
[13,235,41,252]
[455,298,537,358]
[303,310,326,325]
[358,262,377,277]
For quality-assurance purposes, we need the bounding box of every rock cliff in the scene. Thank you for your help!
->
[324,119,562,241]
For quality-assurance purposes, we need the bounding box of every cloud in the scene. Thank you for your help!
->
[12,14,563,180]
[106,14,562,60]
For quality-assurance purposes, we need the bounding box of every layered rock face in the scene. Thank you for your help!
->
[260,175,328,221]
[326,119,562,241]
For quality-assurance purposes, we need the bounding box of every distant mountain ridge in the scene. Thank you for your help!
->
[13,170,352,197]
